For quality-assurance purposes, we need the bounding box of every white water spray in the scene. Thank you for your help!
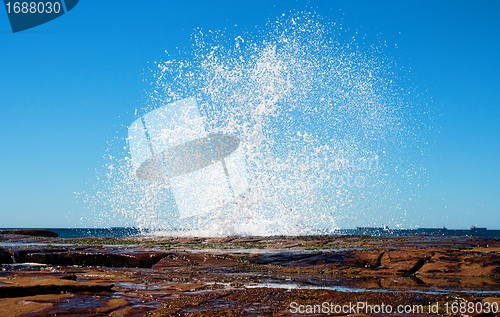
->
[84,13,429,236]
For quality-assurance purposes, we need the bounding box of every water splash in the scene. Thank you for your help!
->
[84,12,430,236]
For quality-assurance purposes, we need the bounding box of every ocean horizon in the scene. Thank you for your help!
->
[2,227,500,239]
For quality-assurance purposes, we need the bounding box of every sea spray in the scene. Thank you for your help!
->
[83,13,430,236]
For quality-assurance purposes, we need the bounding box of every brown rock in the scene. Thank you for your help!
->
[0,249,13,264]
[351,250,386,268]
[24,252,74,266]
[0,275,113,298]
[250,252,318,264]
[0,293,72,317]
[1,229,58,238]
[152,252,240,269]
[283,252,356,269]
[481,297,500,306]
[94,298,132,313]
[418,252,461,275]
[13,249,42,263]
[69,250,169,268]
[379,250,434,275]
[21,249,169,268]
[419,251,500,277]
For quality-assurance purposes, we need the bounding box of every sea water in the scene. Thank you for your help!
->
[3,228,499,239]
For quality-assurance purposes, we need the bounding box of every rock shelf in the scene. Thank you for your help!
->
[1,233,499,316]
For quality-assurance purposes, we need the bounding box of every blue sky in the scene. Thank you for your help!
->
[0,0,499,229]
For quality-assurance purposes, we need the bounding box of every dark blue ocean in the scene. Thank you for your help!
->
[3,228,499,239]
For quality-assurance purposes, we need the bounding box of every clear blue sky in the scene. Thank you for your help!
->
[0,0,499,229]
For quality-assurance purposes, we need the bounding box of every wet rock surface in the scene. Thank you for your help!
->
[0,229,58,238]
[0,233,499,316]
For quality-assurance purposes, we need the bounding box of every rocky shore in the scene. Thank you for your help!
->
[1,232,499,316]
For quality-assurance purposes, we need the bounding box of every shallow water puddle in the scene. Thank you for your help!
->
[245,282,500,295]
